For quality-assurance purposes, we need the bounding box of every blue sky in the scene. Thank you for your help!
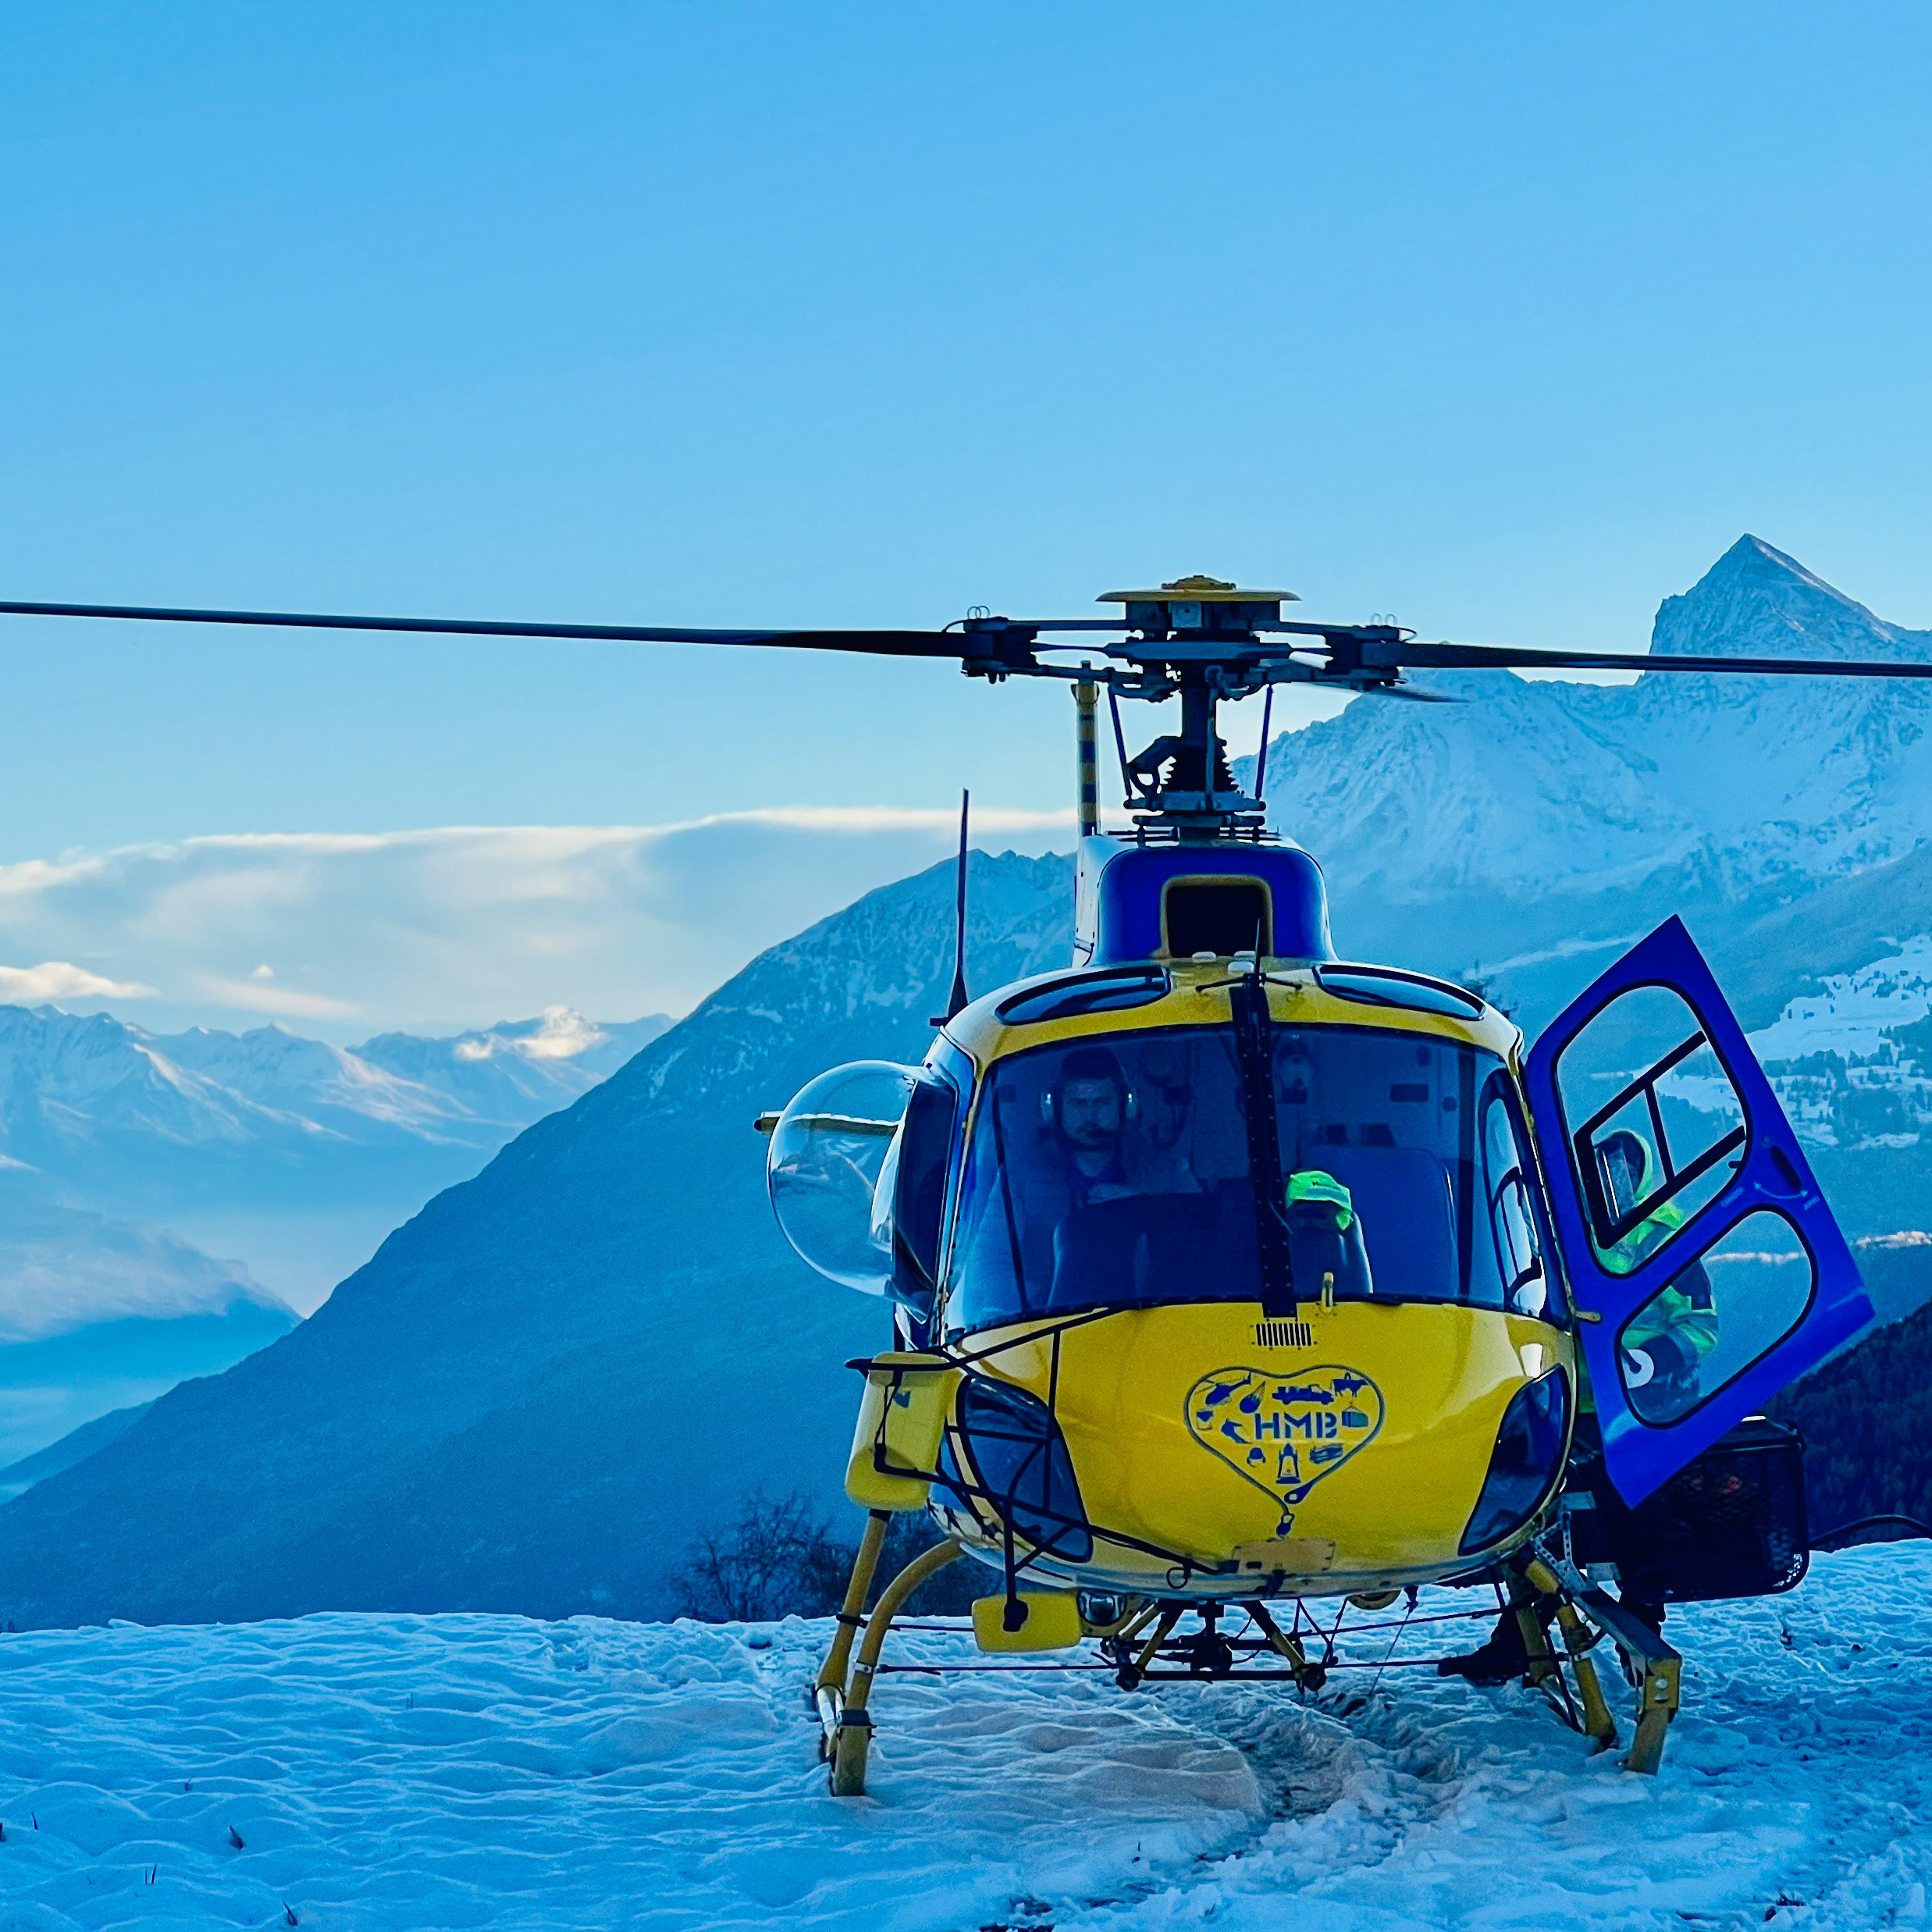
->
[2,2,1929,1029]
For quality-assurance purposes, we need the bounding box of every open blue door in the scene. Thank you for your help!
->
[1523,916,1872,1507]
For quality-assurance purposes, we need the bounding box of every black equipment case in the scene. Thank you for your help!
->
[1574,1416,1809,1603]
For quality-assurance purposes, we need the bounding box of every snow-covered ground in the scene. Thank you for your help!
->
[1750,937,1932,1065]
[1643,938,1932,1154]
[0,1547,1923,1931]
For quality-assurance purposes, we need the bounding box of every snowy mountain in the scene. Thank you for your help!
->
[0,851,1073,1627]
[1249,536,1932,935]
[0,1004,667,1468]
[1233,535,1932,1264]
[0,1003,672,1159]
[5,538,1932,1625]
[354,1008,669,1114]
[0,1002,671,1312]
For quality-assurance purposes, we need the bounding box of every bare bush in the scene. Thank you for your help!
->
[671,1490,851,1621]
[671,1490,984,1621]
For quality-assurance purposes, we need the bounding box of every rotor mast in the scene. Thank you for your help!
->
[1096,576,1287,845]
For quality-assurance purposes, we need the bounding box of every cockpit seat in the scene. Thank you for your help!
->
[1307,1144,1455,1299]
[1047,1188,1257,1310]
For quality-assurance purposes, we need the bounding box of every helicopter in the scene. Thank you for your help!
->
[8,573,1932,1791]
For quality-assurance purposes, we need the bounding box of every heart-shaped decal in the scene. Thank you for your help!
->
[1186,1364,1384,1532]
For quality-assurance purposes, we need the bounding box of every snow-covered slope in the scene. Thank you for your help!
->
[0,851,1074,1628]
[1742,938,1932,1159]
[1751,934,1932,1066]
[1251,536,1932,917]
[0,1547,1923,1930]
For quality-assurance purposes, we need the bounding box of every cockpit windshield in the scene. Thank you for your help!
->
[944,1023,1548,1334]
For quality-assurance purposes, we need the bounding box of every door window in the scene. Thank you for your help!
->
[1553,983,1747,1273]
[1616,1209,1815,1425]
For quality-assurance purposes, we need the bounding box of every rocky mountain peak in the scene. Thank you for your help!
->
[1653,533,1917,662]
[1243,538,1932,922]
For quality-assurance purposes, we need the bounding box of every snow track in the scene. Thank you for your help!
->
[0,1548,1923,1930]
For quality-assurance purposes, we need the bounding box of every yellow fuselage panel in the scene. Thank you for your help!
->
[953,1304,1571,1596]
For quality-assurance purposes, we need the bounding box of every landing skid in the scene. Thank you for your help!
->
[813,1535,1684,1794]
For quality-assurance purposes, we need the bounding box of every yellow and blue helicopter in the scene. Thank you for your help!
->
[9,575,1932,1787]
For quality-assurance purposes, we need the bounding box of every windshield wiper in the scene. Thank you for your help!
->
[1227,974,1296,1317]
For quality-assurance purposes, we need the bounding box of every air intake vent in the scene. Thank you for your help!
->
[1254,1318,1313,1349]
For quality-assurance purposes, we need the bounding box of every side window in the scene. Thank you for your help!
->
[1479,1073,1546,1317]
[888,1071,961,1304]
[1553,984,1747,1276]
[1617,1208,1815,1425]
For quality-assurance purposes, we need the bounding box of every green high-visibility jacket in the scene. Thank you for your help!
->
[1613,1203,1720,1368]
[1578,1137,1720,1409]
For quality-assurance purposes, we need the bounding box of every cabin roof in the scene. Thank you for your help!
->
[944,960,1522,1072]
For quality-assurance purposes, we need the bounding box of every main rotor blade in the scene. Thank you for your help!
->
[0,598,970,657]
[11,596,1929,682]
[1393,639,1932,678]
[1362,681,1462,703]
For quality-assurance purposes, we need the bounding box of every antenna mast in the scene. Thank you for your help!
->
[934,790,972,1026]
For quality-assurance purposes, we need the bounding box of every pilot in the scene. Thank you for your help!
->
[1051,1046,1139,1208]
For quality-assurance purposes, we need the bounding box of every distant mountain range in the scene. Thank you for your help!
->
[0,1002,670,1298]
[0,1002,671,1173]
[3,535,1931,1624]
[0,1005,668,1465]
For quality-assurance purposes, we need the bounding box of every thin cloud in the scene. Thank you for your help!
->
[196,977,365,1020]
[640,804,1076,835]
[0,855,111,902]
[0,809,1073,1037]
[454,1005,605,1062]
[0,961,152,1002]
